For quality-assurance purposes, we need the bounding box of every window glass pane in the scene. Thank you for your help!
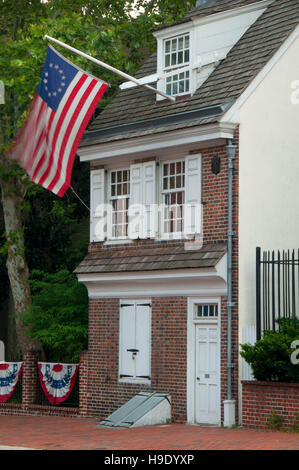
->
[123,170,128,182]
[170,162,175,175]
[184,50,190,63]
[171,38,177,51]
[165,40,171,53]
[178,37,184,50]
[186,80,190,92]
[178,51,183,64]
[171,53,176,66]
[176,175,182,187]
[173,82,178,95]
[165,54,170,68]
[111,185,116,197]
[185,35,190,48]
[163,177,168,190]
[163,164,168,176]
[170,176,175,189]
[117,171,122,183]
[195,304,218,318]
[179,81,185,93]
[111,172,116,183]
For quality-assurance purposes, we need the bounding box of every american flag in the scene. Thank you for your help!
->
[10,46,108,197]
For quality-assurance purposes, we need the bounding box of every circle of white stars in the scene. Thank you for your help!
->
[43,62,66,97]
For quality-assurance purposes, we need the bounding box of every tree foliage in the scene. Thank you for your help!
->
[22,270,88,362]
[0,0,196,359]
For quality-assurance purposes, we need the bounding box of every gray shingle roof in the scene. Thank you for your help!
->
[83,0,299,145]
[74,243,227,274]
[185,0,264,20]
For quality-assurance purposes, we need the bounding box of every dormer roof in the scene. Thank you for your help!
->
[82,0,299,147]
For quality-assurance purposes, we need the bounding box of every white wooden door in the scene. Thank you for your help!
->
[195,323,220,425]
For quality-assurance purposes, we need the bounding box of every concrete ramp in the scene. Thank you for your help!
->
[98,392,171,428]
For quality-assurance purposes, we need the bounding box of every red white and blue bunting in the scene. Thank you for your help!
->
[0,362,23,403]
[38,363,79,405]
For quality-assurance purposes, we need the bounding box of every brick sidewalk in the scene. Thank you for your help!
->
[0,415,298,450]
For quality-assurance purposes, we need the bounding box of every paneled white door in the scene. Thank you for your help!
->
[194,324,220,425]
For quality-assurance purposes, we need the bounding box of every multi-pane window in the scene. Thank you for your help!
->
[164,34,190,69]
[164,34,190,96]
[162,161,185,234]
[110,169,130,238]
[166,71,190,96]
[195,304,219,319]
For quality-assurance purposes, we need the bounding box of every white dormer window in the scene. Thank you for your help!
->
[164,34,190,97]
[164,34,190,70]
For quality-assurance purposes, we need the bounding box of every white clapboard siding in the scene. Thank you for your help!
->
[184,155,202,235]
[241,325,256,381]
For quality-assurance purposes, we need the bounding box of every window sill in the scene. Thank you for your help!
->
[118,377,151,386]
[104,239,133,246]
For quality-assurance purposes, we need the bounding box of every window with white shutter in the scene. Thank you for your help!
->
[119,300,151,382]
[128,161,157,239]
[90,169,106,242]
[160,155,201,238]
[184,154,202,235]
[109,169,130,239]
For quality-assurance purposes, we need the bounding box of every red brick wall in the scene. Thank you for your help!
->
[242,381,299,429]
[84,130,240,424]
[85,297,187,422]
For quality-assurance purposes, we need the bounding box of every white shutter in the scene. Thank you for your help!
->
[184,155,202,235]
[128,162,157,239]
[90,169,106,242]
[128,164,143,239]
[143,161,157,238]
[135,304,151,378]
[119,304,136,378]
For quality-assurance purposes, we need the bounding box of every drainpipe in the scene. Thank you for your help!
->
[224,139,237,427]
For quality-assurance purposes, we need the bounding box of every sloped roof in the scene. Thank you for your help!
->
[82,0,299,146]
[185,0,264,20]
[74,243,227,274]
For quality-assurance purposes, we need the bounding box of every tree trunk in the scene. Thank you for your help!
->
[1,181,41,352]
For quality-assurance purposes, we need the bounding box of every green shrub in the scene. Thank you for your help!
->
[240,319,299,383]
[22,269,88,363]
[267,410,284,430]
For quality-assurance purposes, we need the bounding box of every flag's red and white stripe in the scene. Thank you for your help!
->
[11,71,107,197]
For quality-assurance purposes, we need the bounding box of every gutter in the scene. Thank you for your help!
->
[224,138,237,427]
[81,102,234,144]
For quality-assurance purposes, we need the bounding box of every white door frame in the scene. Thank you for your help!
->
[187,297,221,425]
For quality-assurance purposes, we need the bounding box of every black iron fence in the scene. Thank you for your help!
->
[256,247,299,339]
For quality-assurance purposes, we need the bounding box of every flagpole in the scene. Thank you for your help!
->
[44,35,176,103]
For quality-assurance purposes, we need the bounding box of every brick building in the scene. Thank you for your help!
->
[75,0,299,426]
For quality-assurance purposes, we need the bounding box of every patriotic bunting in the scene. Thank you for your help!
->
[38,362,79,405]
[0,362,23,403]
